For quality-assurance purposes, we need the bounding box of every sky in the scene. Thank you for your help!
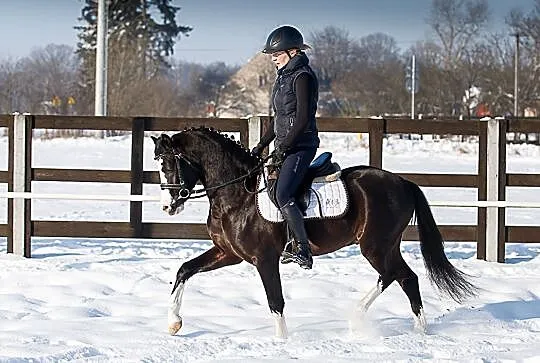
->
[0,135,539,361]
[0,0,536,66]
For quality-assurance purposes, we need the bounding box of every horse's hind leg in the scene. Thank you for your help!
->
[255,253,287,339]
[379,245,426,332]
[357,276,389,313]
[357,239,397,313]
[356,244,426,332]
[394,257,426,332]
[351,270,394,333]
[168,246,242,335]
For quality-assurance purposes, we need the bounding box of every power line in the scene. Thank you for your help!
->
[175,48,234,52]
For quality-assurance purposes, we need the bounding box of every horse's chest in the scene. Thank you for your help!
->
[207,214,246,257]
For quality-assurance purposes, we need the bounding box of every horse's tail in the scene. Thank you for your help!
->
[407,180,477,303]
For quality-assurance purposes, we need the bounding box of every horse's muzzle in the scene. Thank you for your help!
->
[163,199,184,216]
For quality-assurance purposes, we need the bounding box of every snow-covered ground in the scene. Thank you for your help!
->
[0,134,539,362]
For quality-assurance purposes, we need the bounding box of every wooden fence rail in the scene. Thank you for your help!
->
[1,114,540,262]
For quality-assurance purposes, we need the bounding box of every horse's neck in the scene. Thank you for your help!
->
[186,132,258,207]
[195,140,252,185]
[199,153,258,209]
[199,154,240,185]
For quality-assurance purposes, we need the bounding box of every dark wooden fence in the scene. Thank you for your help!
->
[1,114,540,262]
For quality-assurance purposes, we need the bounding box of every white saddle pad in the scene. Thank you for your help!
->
[256,174,349,223]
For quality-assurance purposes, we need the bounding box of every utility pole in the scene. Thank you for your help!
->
[411,54,416,119]
[406,55,418,119]
[512,33,520,118]
[95,0,108,116]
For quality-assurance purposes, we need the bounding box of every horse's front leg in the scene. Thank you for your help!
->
[255,253,288,339]
[168,246,242,335]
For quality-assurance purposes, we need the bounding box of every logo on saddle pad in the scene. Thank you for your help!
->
[256,152,349,223]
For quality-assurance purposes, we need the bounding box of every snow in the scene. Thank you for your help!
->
[0,134,539,362]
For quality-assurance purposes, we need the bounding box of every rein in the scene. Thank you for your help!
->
[156,151,272,200]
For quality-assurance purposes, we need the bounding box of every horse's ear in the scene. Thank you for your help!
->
[161,133,172,148]
[151,135,158,144]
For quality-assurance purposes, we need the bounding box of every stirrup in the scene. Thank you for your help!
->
[280,241,313,269]
[295,252,313,270]
[280,241,295,264]
[285,252,312,270]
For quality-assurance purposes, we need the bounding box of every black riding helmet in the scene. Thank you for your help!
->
[262,25,310,54]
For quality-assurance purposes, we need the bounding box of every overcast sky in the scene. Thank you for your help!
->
[0,0,535,65]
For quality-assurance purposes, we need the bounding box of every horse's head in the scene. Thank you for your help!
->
[152,133,201,216]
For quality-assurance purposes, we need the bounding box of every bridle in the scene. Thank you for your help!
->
[154,151,198,199]
[154,149,272,200]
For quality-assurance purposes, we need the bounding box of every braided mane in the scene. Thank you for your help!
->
[182,126,251,156]
[181,126,257,163]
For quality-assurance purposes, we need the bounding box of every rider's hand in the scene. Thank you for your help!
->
[251,143,264,157]
[271,147,286,165]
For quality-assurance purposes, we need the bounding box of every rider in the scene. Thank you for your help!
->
[251,25,320,270]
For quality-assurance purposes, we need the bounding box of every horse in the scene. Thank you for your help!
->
[151,127,476,338]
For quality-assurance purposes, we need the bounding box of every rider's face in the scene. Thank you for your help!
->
[271,49,297,69]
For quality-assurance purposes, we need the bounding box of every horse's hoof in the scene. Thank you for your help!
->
[414,322,427,334]
[168,320,182,335]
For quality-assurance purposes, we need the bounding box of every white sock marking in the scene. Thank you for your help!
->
[272,312,288,339]
[168,283,185,326]
[414,307,427,333]
[357,280,383,313]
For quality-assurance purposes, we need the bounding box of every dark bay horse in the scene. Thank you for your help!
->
[151,127,476,338]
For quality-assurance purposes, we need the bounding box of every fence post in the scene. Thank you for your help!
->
[496,117,507,262]
[483,117,507,262]
[7,114,32,257]
[130,117,146,238]
[368,117,385,168]
[477,121,487,260]
[247,116,261,151]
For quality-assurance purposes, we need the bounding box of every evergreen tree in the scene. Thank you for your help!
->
[74,0,192,114]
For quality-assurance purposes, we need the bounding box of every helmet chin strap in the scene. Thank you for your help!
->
[286,49,300,59]
[275,49,298,70]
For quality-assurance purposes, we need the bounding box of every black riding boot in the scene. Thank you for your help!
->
[279,200,313,269]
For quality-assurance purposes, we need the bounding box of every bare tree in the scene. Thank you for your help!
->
[507,1,540,115]
[471,34,514,116]
[458,42,496,117]
[0,57,24,113]
[429,0,490,68]
[331,33,405,116]
[427,0,490,115]
[0,45,78,114]
[309,26,358,92]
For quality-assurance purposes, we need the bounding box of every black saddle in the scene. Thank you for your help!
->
[304,152,340,182]
[296,152,341,212]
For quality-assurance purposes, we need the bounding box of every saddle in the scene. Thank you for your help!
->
[306,152,341,181]
[296,152,341,211]
[257,152,348,223]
